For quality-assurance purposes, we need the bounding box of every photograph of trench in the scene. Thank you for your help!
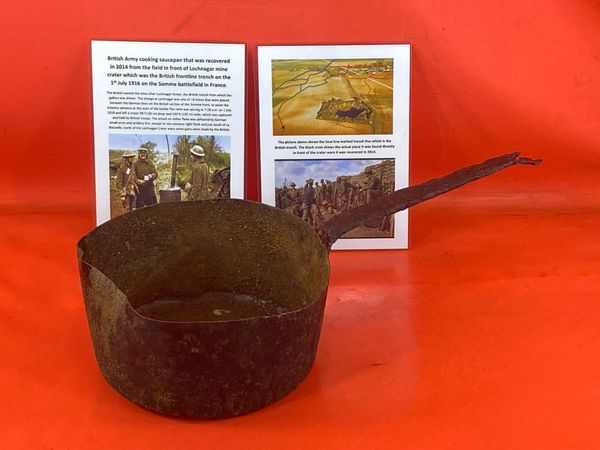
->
[271,58,393,136]
[274,158,395,239]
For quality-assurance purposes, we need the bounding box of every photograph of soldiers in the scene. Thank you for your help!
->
[108,134,232,218]
[301,178,317,225]
[130,147,158,208]
[274,158,395,239]
[116,150,136,214]
[184,145,210,201]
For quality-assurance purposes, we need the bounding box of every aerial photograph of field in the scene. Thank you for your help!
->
[272,58,393,136]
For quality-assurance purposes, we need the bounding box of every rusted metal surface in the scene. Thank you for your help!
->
[78,152,540,419]
[78,200,329,419]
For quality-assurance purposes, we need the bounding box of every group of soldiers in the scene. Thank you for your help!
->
[115,147,159,212]
[115,145,210,214]
[275,168,391,230]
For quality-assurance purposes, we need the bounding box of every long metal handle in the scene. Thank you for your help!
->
[317,152,542,249]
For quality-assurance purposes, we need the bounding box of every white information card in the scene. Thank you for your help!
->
[258,44,410,249]
[91,40,245,224]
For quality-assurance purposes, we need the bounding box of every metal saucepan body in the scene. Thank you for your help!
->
[78,200,329,418]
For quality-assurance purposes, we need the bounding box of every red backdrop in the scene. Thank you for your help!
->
[1,0,598,209]
[2,2,600,448]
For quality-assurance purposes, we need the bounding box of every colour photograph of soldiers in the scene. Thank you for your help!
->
[108,134,232,219]
[274,158,395,238]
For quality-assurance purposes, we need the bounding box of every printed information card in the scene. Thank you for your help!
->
[91,40,245,224]
[258,44,410,249]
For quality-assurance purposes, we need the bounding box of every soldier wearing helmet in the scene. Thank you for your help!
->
[129,147,158,208]
[285,182,302,218]
[185,145,210,201]
[116,150,137,213]
[336,175,351,212]
[363,167,382,204]
[302,178,316,225]
[317,178,329,206]
[321,200,336,222]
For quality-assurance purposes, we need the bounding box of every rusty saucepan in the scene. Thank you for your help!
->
[78,152,540,419]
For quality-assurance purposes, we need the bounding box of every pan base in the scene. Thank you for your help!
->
[136,291,289,322]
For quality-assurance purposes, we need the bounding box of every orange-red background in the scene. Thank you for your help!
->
[1,1,599,448]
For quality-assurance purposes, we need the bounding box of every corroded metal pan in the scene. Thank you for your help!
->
[78,152,539,419]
